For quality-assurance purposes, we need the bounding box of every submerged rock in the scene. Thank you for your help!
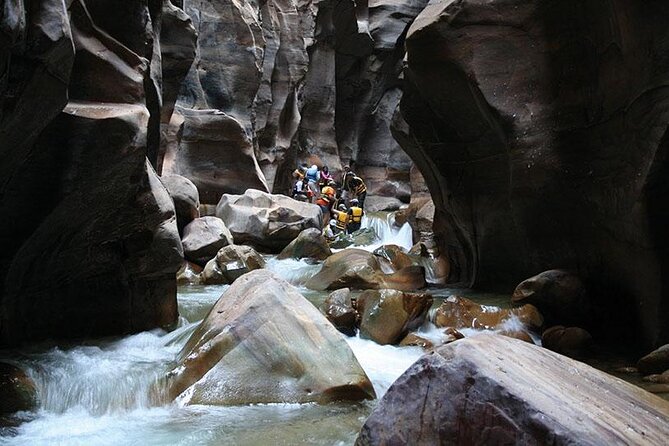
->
[512,270,590,326]
[399,334,433,350]
[0,363,37,416]
[373,245,416,272]
[181,217,234,266]
[278,228,332,261]
[322,289,357,336]
[357,290,433,345]
[356,334,669,445]
[329,228,379,250]
[434,295,543,331]
[161,174,200,235]
[216,189,322,252]
[638,344,669,375]
[167,270,375,405]
[306,249,426,292]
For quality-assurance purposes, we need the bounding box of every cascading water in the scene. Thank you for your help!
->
[348,212,414,252]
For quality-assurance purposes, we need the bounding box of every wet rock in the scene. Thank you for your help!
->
[638,344,669,375]
[444,327,465,341]
[306,249,426,292]
[161,174,200,234]
[542,326,594,359]
[497,330,535,344]
[329,228,379,250]
[0,363,37,415]
[644,370,669,384]
[278,228,332,261]
[215,244,266,282]
[512,270,589,326]
[357,290,433,345]
[181,217,234,266]
[399,333,433,350]
[216,189,322,253]
[646,384,669,395]
[615,367,639,375]
[433,296,543,332]
[176,261,203,285]
[355,334,669,446]
[396,0,669,348]
[373,245,415,272]
[167,270,375,405]
[322,289,357,337]
[199,258,228,286]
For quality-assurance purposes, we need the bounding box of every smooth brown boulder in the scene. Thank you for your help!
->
[512,270,589,326]
[356,334,669,446]
[638,344,669,375]
[358,289,433,345]
[216,189,322,252]
[322,288,357,336]
[434,295,543,331]
[161,174,201,234]
[306,249,426,292]
[199,244,265,285]
[181,217,233,266]
[0,363,37,416]
[542,326,594,359]
[373,245,415,272]
[278,228,332,261]
[167,270,375,405]
[498,330,535,344]
[399,333,433,350]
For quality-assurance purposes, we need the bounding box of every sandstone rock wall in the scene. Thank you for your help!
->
[0,0,195,345]
[395,0,669,348]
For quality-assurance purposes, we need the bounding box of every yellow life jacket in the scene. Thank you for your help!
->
[349,206,363,223]
[336,211,348,230]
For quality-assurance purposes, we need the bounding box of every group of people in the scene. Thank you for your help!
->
[292,163,367,237]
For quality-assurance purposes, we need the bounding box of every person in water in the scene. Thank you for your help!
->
[331,203,349,234]
[347,199,364,233]
[316,185,336,225]
[305,164,321,203]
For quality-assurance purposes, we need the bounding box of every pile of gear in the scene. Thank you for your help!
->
[291,164,367,238]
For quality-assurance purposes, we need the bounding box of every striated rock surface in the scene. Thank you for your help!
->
[396,0,669,348]
[306,248,426,291]
[181,216,233,266]
[167,270,375,405]
[356,334,669,445]
[216,189,322,252]
[357,289,432,345]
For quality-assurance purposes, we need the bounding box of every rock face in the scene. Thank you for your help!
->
[357,289,433,345]
[0,0,195,344]
[356,334,669,445]
[277,228,332,261]
[167,270,375,405]
[181,217,234,266]
[396,0,669,348]
[161,174,201,234]
[433,296,543,331]
[216,189,322,252]
[512,270,589,326]
[306,248,426,291]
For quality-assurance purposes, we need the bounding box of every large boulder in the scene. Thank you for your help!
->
[322,288,358,337]
[216,189,322,252]
[512,270,590,326]
[160,174,200,234]
[356,334,669,445]
[373,245,416,272]
[200,244,265,286]
[277,228,332,261]
[395,0,669,349]
[167,270,375,405]
[181,217,233,266]
[434,295,543,332]
[357,289,433,345]
[638,344,669,376]
[306,249,426,292]
[542,326,594,359]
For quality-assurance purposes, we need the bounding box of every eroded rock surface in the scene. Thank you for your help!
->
[356,334,669,445]
[167,270,375,405]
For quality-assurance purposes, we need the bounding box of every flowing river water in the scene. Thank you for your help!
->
[0,213,660,444]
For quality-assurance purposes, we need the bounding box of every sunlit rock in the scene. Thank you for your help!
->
[181,217,234,266]
[433,295,543,331]
[167,270,375,405]
[356,334,669,445]
[278,228,332,261]
[216,189,322,252]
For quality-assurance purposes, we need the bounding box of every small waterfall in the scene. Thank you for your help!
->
[358,212,413,251]
[265,257,322,287]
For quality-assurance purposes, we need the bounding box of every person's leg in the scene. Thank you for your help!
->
[357,191,367,209]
